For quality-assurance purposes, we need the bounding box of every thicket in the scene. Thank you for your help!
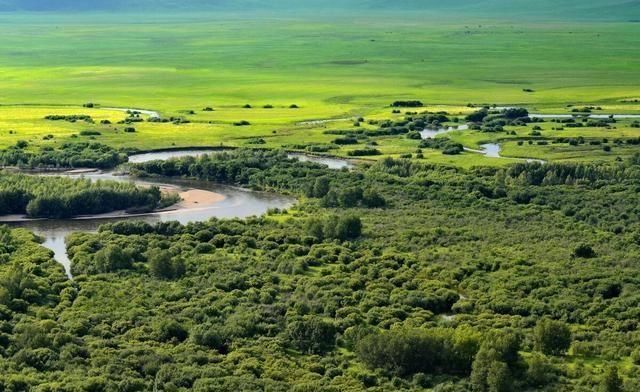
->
[2,150,640,390]
[0,173,172,218]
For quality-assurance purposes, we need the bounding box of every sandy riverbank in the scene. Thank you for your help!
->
[0,188,226,223]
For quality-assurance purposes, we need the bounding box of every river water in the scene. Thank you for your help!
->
[4,150,319,277]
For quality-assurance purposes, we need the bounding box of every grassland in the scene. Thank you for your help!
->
[0,13,639,166]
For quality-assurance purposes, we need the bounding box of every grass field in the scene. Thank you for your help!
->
[0,12,639,166]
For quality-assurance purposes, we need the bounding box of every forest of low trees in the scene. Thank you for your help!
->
[1,149,640,390]
[0,141,128,169]
[0,173,172,218]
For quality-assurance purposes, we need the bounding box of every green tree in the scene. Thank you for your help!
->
[534,319,571,356]
[487,361,511,392]
[285,316,337,354]
[335,215,362,240]
[312,177,330,198]
[600,366,623,392]
[148,248,174,280]
[305,217,325,240]
[94,245,131,273]
[362,188,386,208]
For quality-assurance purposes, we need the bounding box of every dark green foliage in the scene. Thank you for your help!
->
[94,244,132,273]
[0,173,165,218]
[285,316,337,354]
[391,100,424,108]
[420,137,464,155]
[466,108,489,123]
[332,136,359,145]
[156,319,189,343]
[572,243,597,259]
[470,332,521,392]
[44,114,93,123]
[305,214,362,241]
[600,366,623,392]
[534,319,571,356]
[347,148,381,156]
[148,248,185,280]
[0,141,128,169]
[2,149,640,390]
[356,327,480,377]
[79,130,101,136]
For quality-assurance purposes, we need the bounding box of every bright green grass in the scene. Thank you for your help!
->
[0,13,639,113]
[0,13,638,167]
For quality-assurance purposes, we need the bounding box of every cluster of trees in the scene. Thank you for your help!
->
[391,100,424,107]
[420,137,465,155]
[0,173,172,218]
[1,149,640,390]
[0,141,128,169]
[44,114,93,123]
[466,107,536,132]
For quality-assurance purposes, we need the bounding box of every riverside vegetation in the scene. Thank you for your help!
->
[2,149,640,390]
[1,2,639,391]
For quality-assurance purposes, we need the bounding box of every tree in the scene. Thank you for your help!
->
[305,217,325,240]
[487,361,511,392]
[471,331,521,392]
[466,109,488,123]
[335,215,362,240]
[156,320,188,343]
[338,187,363,207]
[94,245,131,273]
[526,353,556,387]
[311,177,330,198]
[534,319,571,356]
[148,248,174,280]
[572,244,596,259]
[600,366,623,392]
[285,316,336,354]
[362,188,386,208]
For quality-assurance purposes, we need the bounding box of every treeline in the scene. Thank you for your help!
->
[0,173,171,218]
[0,141,128,169]
[131,149,386,208]
[466,107,539,132]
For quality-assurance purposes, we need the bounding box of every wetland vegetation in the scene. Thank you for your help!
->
[0,1,639,391]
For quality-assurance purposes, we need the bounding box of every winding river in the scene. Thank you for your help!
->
[3,150,359,277]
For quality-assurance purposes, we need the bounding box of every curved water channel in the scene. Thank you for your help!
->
[5,150,353,277]
[420,122,550,163]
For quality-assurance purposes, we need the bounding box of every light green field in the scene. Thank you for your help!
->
[0,13,639,166]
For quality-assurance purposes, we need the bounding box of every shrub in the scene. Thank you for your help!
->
[534,319,571,356]
[572,244,596,259]
[79,130,101,136]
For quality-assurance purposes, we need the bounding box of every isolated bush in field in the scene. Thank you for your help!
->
[80,130,101,136]
[391,100,423,108]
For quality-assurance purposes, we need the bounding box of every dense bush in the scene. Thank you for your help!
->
[0,141,128,169]
[1,149,640,390]
[0,173,169,218]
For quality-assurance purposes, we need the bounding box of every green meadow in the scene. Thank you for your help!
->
[0,12,639,165]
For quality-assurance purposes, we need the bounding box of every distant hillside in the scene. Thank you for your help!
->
[0,0,638,20]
